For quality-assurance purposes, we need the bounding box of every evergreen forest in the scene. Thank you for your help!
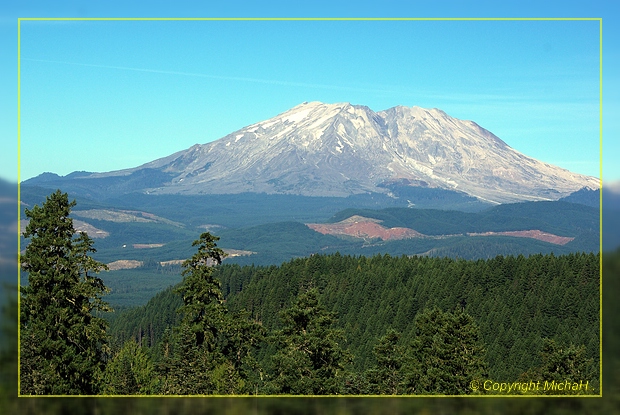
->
[18,191,600,396]
[109,250,600,395]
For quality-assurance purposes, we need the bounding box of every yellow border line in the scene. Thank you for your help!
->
[17,17,601,21]
[20,394,603,398]
[16,16,604,399]
[17,17,21,396]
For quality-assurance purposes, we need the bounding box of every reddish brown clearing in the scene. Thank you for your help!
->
[467,230,574,245]
[307,221,424,241]
[307,217,574,246]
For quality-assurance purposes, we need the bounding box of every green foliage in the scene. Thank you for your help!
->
[20,190,111,395]
[269,289,352,395]
[364,328,406,394]
[100,267,184,309]
[156,324,220,394]
[175,232,227,351]
[156,314,260,395]
[102,339,156,395]
[0,238,613,405]
[221,251,599,383]
[362,310,488,396]
[217,309,266,390]
[107,285,183,351]
[22,185,600,296]
[328,202,599,237]
[155,232,264,395]
[403,307,488,395]
[103,249,600,396]
[520,338,597,395]
[219,221,344,257]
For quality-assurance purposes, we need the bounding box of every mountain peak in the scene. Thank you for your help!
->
[36,102,598,203]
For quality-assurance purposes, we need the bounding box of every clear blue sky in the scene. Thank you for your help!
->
[2,1,618,183]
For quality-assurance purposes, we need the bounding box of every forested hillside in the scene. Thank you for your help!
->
[110,251,600,393]
[19,190,601,396]
[221,252,600,380]
[328,201,599,236]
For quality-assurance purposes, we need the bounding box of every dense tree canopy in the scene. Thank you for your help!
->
[220,251,599,383]
[269,288,352,395]
[364,328,406,394]
[403,307,488,394]
[102,339,156,395]
[156,232,264,395]
[20,190,110,395]
[108,249,599,395]
[16,189,601,397]
[519,338,597,395]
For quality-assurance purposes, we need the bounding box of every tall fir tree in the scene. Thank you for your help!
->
[269,288,352,395]
[20,190,111,395]
[158,232,264,395]
[176,232,227,351]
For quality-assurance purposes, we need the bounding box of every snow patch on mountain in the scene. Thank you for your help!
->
[88,101,598,203]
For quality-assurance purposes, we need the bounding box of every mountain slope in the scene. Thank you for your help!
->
[26,102,598,203]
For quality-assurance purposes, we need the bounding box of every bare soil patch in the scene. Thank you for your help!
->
[307,217,424,241]
[107,260,143,270]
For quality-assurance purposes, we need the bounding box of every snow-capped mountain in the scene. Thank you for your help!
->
[44,102,600,203]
